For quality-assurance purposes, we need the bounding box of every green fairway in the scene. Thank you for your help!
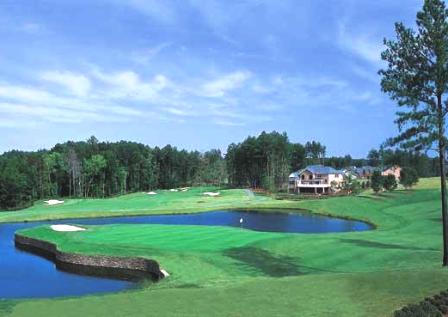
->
[3,178,448,316]
[0,187,284,223]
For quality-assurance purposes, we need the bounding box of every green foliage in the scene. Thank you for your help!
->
[343,175,361,194]
[371,171,384,194]
[401,167,420,189]
[305,141,326,165]
[0,131,440,209]
[226,131,292,190]
[289,143,305,171]
[380,0,448,265]
[0,137,228,209]
[393,288,448,317]
[367,149,381,167]
[384,174,398,191]
[380,0,448,153]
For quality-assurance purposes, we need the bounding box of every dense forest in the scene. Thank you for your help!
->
[0,132,439,210]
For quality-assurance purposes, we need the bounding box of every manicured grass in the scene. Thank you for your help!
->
[0,187,283,223]
[3,178,448,316]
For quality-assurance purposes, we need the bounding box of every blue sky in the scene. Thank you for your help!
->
[0,0,422,157]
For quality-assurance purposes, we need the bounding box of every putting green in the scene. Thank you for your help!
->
[3,179,448,317]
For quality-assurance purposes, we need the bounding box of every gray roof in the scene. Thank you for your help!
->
[289,171,300,178]
[354,166,380,176]
[290,165,348,178]
[289,165,341,176]
[304,165,339,174]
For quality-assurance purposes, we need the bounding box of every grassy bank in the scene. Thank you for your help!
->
[2,178,448,316]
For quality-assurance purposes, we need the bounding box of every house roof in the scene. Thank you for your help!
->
[304,165,340,175]
[289,165,342,176]
[354,166,379,175]
[382,165,400,172]
[289,171,300,178]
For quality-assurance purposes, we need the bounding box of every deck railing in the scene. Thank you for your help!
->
[299,180,328,185]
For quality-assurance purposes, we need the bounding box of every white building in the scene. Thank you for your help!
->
[288,165,345,194]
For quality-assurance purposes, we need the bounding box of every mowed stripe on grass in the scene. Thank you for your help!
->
[4,178,448,317]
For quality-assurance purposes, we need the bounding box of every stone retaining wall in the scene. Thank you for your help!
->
[15,234,164,281]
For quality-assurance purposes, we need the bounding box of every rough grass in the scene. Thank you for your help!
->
[4,178,448,317]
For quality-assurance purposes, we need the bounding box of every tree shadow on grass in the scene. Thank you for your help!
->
[223,247,302,277]
[340,239,438,251]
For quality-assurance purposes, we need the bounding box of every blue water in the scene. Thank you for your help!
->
[0,210,372,299]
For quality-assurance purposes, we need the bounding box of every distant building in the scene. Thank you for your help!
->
[288,165,344,195]
[382,165,401,181]
[341,168,359,180]
[353,166,379,180]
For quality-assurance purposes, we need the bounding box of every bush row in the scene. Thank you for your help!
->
[394,289,448,316]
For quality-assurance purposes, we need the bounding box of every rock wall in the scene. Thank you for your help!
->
[15,234,164,281]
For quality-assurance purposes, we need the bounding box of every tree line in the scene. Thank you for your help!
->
[0,136,226,210]
[0,132,439,210]
[226,131,439,192]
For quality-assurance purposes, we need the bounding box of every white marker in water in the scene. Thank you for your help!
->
[240,217,243,229]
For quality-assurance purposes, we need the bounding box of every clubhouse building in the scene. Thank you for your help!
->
[289,164,401,195]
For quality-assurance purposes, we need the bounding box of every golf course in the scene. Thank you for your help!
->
[0,178,446,316]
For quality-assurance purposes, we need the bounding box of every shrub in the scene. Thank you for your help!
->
[371,171,384,194]
[400,167,419,189]
[384,174,397,191]
[394,290,448,317]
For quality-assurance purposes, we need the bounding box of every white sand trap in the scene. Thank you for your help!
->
[170,189,179,192]
[51,225,85,232]
[44,200,64,206]
[203,192,220,197]
[147,191,157,195]
[180,187,190,191]
[160,269,170,277]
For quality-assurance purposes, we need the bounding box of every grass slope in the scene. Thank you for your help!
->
[0,187,282,223]
[3,178,448,316]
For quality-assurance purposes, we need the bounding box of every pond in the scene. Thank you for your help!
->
[0,209,372,299]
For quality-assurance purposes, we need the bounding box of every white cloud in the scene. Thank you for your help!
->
[91,69,169,100]
[131,42,172,65]
[0,102,128,124]
[213,120,244,127]
[120,0,178,24]
[0,61,381,130]
[201,71,251,97]
[0,77,143,125]
[41,71,91,97]
[337,22,384,65]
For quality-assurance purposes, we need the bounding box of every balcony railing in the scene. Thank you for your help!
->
[299,180,328,185]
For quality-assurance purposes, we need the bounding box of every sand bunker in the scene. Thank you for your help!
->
[160,269,170,277]
[179,187,190,192]
[50,225,85,232]
[44,200,64,206]
[170,189,179,192]
[203,192,220,197]
[147,191,157,195]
